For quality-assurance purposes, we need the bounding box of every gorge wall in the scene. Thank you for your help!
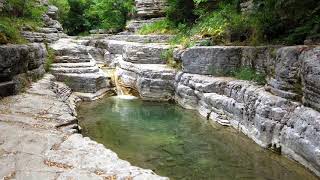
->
[92,34,320,177]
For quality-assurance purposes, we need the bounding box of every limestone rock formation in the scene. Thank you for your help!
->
[175,72,320,176]
[181,46,243,75]
[300,47,320,111]
[0,74,168,180]
[123,42,170,64]
[0,43,47,97]
[135,0,167,18]
[126,18,165,33]
[50,38,110,101]
[117,59,176,101]
[21,4,67,43]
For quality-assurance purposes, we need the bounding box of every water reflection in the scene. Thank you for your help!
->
[78,97,318,180]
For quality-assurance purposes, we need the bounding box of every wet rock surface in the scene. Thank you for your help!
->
[175,72,320,176]
[0,74,168,180]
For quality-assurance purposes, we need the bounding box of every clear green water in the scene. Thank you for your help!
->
[78,97,318,180]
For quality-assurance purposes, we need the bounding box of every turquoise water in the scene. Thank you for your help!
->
[78,97,318,180]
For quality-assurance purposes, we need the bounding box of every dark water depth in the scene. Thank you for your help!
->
[78,97,318,180]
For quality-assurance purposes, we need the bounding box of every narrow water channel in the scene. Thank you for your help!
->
[78,97,318,180]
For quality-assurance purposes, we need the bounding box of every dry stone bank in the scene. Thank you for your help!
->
[0,74,168,179]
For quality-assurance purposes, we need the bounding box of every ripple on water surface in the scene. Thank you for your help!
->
[78,97,318,180]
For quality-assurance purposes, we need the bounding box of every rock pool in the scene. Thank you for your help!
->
[78,97,318,180]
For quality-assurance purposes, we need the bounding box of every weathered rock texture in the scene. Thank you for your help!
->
[175,72,320,176]
[117,59,176,101]
[84,35,177,100]
[84,36,172,67]
[0,74,168,180]
[0,43,47,97]
[50,38,110,101]
[170,44,320,176]
[135,0,167,18]
[22,4,67,43]
[126,18,165,33]
[180,46,278,76]
[179,45,320,111]
[266,46,320,111]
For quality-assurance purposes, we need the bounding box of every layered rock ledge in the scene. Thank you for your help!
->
[50,38,111,101]
[0,43,47,97]
[172,45,320,176]
[0,74,168,180]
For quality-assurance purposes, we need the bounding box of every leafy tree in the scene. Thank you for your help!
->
[49,0,70,24]
[63,0,91,35]
[85,0,134,32]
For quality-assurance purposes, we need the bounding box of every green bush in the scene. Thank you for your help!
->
[160,48,181,69]
[0,17,42,44]
[0,0,47,44]
[85,0,134,32]
[60,0,134,35]
[232,68,266,85]
[166,0,198,25]
[3,0,47,21]
[62,0,91,35]
[142,0,319,46]
[45,45,55,72]
[139,19,177,35]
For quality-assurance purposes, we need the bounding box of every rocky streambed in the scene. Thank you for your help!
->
[1,33,320,179]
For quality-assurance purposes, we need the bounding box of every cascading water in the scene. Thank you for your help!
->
[113,68,138,100]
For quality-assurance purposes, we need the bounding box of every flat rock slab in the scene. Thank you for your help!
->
[117,59,176,101]
[0,74,168,180]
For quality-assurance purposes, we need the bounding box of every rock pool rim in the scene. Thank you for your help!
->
[78,96,319,180]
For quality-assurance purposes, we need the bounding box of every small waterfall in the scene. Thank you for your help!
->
[113,68,138,100]
[114,69,124,95]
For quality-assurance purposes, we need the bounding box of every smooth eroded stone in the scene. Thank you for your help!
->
[122,42,170,64]
[117,59,176,101]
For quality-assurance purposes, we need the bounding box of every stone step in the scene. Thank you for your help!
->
[54,55,91,63]
[51,61,96,68]
[126,18,165,33]
[54,71,107,93]
[51,66,99,74]
[38,27,59,33]
[104,34,172,43]
[122,42,170,64]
